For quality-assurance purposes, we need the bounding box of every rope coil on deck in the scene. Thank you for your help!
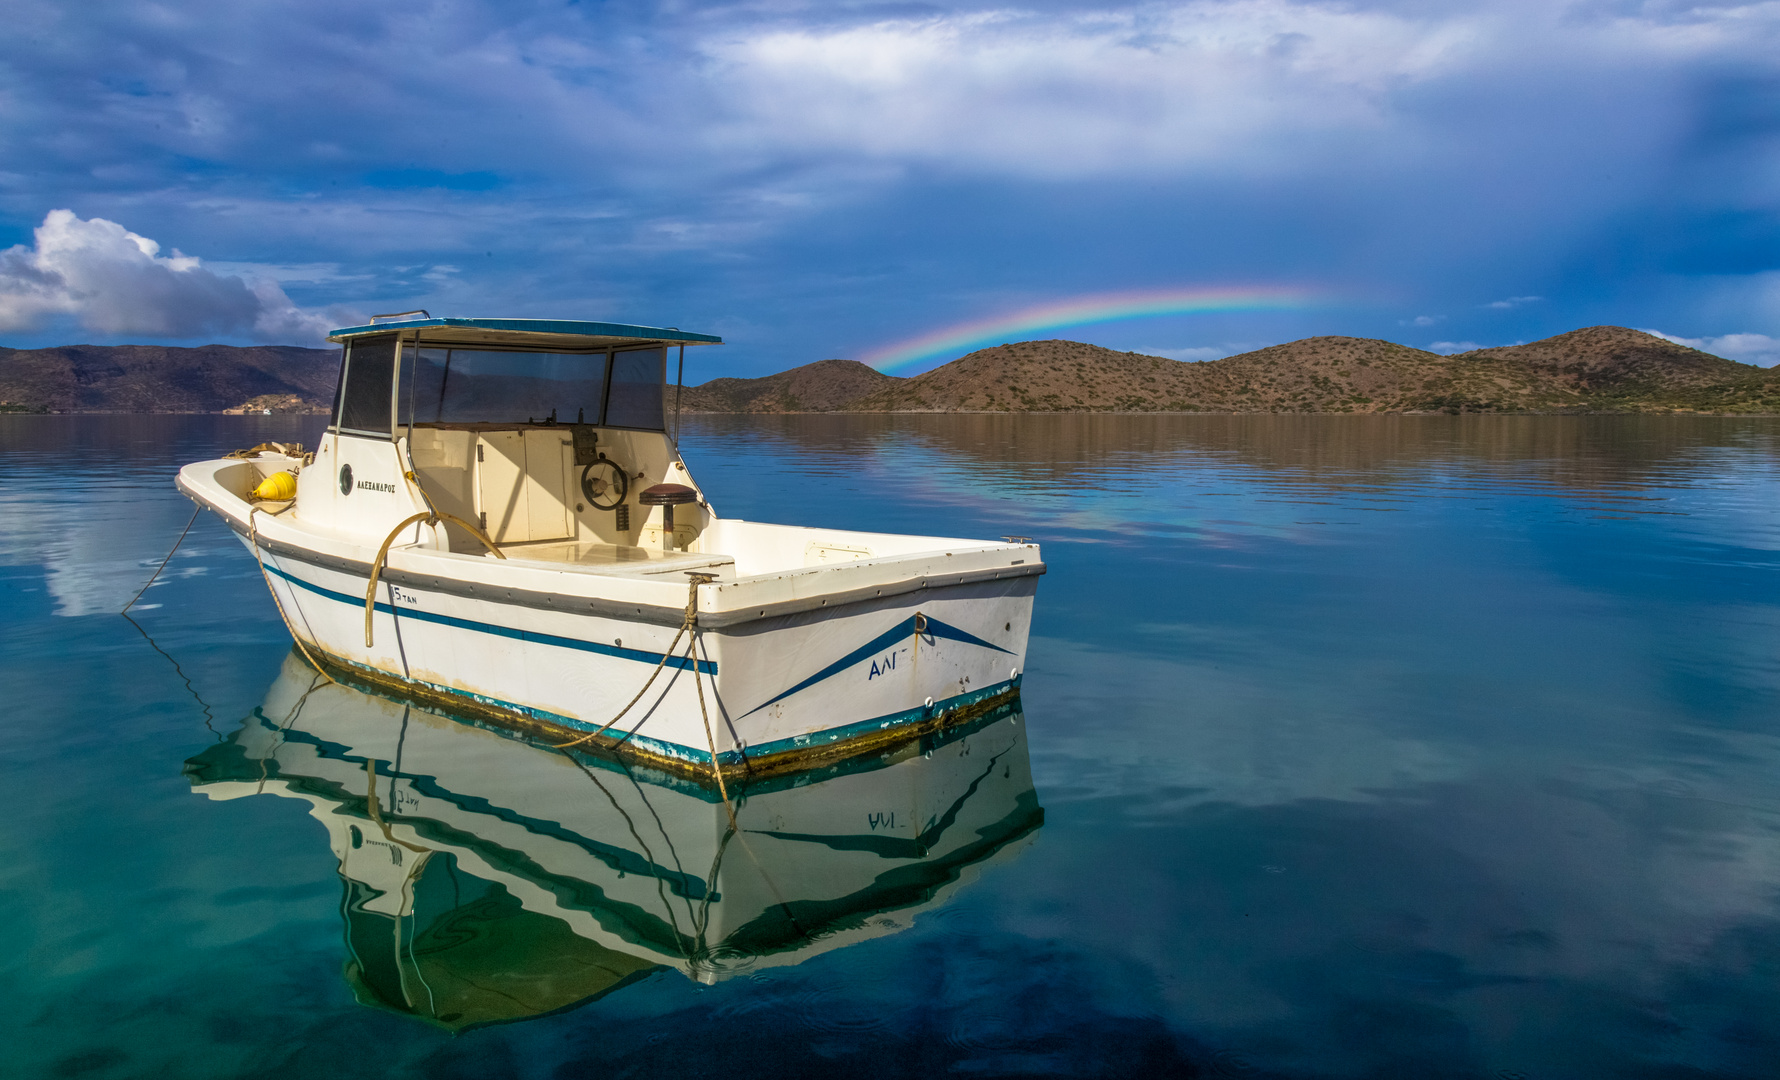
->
[226,441,305,460]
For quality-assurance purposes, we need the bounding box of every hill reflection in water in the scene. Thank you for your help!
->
[689,411,1780,494]
[184,654,1042,1032]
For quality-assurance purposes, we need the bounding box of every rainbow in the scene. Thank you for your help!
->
[860,286,1319,372]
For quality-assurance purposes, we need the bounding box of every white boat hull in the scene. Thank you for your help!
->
[181,450,1042,780]
[244,527,1035,771]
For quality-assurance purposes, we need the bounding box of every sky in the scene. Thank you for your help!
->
[1,0,1777,378]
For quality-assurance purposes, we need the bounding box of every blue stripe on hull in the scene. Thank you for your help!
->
[741,613,1012,718]
[260,561,714,673]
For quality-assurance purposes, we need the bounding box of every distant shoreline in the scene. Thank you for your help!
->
[10,409,1777,419]
[5,327,1777,415]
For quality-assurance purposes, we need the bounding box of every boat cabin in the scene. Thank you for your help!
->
[299,315,723,566]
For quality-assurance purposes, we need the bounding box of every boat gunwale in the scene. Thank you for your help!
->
[219,511,1044,629]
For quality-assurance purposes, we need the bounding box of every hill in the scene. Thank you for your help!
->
[836,328,1780,414]
[2,327,1773,415]
[837,336,1472,412]
[0,344,337,413]
[676,358,897,413]
[1449,326,1776,412]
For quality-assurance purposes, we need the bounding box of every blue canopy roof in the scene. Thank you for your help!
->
[326,316,722,347]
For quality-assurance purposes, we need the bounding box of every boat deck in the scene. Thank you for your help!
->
[480,539,738,580]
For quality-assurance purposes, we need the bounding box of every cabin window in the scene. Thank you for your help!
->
[337,335,396,435]
[604,347,665,430]
[327,346,347,426]
[398,346,443,428]
[399,345,617,426]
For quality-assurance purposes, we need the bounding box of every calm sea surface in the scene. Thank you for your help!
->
[2,414,1778,1079]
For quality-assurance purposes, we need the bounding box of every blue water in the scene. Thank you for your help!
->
[3,414,1778,1078]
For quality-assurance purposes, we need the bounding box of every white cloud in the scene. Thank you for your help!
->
[699,4,1472,178]
[1140,343,1264,362]
[1400,314,1443,327]
[249,278,339,341]
[692,1,1780,180]
[0,210,341,342]
[1486,295,1543,309]
[203,261,357,285]
[1428,340,1483,353]
[1645,330,1780,367]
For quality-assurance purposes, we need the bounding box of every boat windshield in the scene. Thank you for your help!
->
[399,345,665,429]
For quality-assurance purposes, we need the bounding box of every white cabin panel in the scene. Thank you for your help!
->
[409,427,476,526]
[475,431,529,542]
[522,429,575,542]
[299,434,432,542]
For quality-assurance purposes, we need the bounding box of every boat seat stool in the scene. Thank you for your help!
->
[639,483,699,551]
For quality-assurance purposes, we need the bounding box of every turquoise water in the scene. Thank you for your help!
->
[3,414,1778,1078]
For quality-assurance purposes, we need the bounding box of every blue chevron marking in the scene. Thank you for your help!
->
[740,613,1012,718]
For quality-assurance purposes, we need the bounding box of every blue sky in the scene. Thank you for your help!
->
[1,0,1777,377]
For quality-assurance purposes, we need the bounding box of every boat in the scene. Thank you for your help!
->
[184,653,1043,1030]
[176,315,1043,783]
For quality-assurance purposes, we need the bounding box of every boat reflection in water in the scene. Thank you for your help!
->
[184,653,1043,1032]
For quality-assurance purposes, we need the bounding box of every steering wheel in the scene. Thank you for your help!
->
[580,454,629,511]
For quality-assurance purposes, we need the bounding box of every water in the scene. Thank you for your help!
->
[3,414,1778,1079]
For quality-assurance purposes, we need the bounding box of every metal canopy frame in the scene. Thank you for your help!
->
[327,317,722,350]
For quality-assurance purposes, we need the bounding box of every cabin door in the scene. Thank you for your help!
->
[473,431,574,544]
[521,430,574,541]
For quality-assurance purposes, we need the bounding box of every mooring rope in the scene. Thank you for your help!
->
[561,753,697,955]
[550,575,740,826]
[364,758,428,854]
[248,506,337,685]
[258,669,329,792]
[122,608,221,735]
[551,576,705,752]
[121,503,201,615]
[688,621,739,829]
[362,509,505,647]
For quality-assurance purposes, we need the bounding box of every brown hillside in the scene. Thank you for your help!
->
[1462,326,1729,382]
[843,340,1206,411]
[678,358,897,413]
[0,344,338,413]
[2,327,1771,415]
[1178,337,1455,412]
[840,329,1780,413]
[1450,326,1777,410]
[842,336,1460,413]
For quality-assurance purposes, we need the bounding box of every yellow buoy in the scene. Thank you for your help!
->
[252,470,297,501]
